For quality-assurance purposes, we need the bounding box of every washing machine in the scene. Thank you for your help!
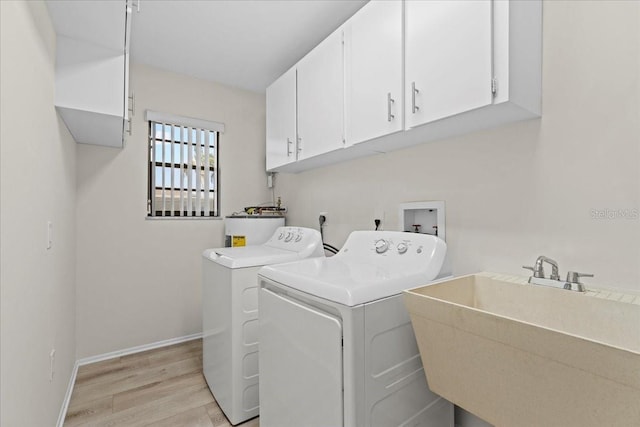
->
[202,226,324,425]
[258,231,454,427]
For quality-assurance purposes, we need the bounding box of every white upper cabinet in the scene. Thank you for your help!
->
[265,0,541,173]
[405,0,493,129]
[266,67,297,171]
[345,0,403,145]
[48,0,133,148]
[491,0,542,116]
[296,27,345,160]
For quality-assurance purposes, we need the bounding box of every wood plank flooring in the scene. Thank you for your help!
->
[64,339,259,427]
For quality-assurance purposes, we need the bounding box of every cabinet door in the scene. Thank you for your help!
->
[345,0,403,145]
[122,0,132,146]
[405,0,493,129]
[50,0,129,147]
[266,67,297,171]
[297,28,344,160]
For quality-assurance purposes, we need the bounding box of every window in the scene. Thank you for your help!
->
[146,111,223,217]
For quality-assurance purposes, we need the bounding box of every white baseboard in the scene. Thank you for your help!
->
[56,333,203,427]
[76,333,202,366]
[56,359,80,427]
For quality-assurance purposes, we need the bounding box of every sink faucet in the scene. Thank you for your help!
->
[523,256,592,292]
[523,256,560,280]
[538,256,560,280]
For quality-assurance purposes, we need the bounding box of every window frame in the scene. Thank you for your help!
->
[147,120,220,218]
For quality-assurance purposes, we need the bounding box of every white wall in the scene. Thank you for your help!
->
[1,0,636,423]
[75,63,270,358]
[275,0,640,293]
[0,1,77,426]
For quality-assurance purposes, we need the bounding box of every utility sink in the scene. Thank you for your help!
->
[404,273,640,427]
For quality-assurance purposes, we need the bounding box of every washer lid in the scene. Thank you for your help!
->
[259,256,443,307]
[258,230,447,306]
[203,246,304,268]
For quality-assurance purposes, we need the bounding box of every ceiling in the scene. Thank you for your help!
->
[128,0,368,93]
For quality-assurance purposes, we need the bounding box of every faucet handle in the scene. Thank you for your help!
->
[566,271,594,284]
[565,271,593,292]
[523,264,545,278]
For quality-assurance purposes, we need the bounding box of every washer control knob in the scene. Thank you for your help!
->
[295,234,302,242]
[397,242,408,254]
[284,232,294,242]
[375,239,389,254]
[278,233,284,240]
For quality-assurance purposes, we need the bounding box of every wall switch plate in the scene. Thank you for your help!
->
[49,348,56,381]
[267,173,273,188]
[47,221,53,250]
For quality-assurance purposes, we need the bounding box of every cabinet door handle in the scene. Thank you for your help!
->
[128,92,135,116]
[387,92,395,122]
[297,137,302,155]
[411,82,420,114]
[287,137,293,156]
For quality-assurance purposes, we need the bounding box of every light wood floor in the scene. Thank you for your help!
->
[64,339,259,427]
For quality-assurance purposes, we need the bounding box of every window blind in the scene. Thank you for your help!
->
[148,120,219,217]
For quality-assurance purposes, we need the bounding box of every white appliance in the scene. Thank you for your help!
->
[258,231,454,427]
[202,226,324,425]
[224,215,285,247]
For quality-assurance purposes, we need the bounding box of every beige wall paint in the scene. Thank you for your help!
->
[0,1,77,425]
[275,0,640,292]
[75,63,270,358]
[1,0,636,422]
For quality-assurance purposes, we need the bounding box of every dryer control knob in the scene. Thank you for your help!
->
[278,233,284,240]
[375,239,389,254]
[397,242,408,254]
[295,234,302,242]
[284,232,294,242]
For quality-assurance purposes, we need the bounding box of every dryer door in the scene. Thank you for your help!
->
[259,287,343,427]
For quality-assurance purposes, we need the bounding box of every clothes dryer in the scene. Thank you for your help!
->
[202,226,323,425]
[258,231,454,427]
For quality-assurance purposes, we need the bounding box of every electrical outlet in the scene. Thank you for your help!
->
[319,212,328,229]
[373,209,385,230]
[49,349,56,381]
